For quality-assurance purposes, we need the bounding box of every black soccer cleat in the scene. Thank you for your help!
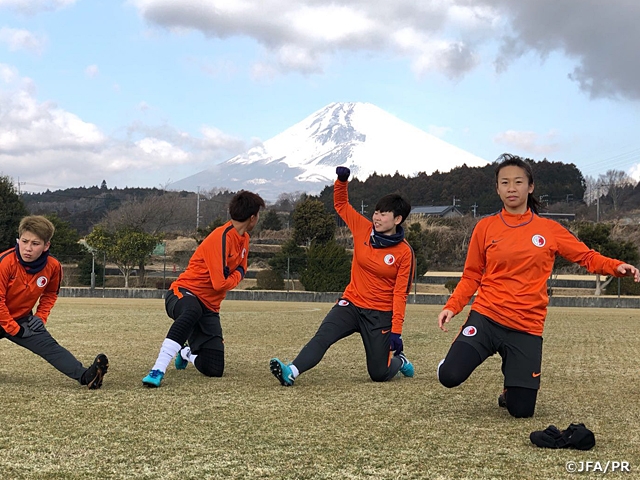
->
[82,353,109,390]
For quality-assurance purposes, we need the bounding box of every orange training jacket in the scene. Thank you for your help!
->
[444,209,624,336]
[335,179,415,334]
[0,248,62,336]
[171,221,249,313]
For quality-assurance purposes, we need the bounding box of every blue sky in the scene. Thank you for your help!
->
[1,0,639,194]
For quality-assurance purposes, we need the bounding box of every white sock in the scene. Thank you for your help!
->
[152,338,182,373]
[290,364,300,379]
[179,346,191,362]
[184,348,197,365]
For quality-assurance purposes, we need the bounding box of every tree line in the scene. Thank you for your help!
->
[3,155,640,295]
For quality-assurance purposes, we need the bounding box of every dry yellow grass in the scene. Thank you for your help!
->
[0,299,638,479]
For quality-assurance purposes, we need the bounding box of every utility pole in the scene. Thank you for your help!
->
[196,187,203,230]
[595,183,601,223]
[471,203,478,218]
[16,177,26,195]
[360,200,367,215]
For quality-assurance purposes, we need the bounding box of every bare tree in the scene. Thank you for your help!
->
[583,175,599,205]
[274,192,305,212]
[598,170,635,212]
[101,193,190,235]
[100,193,193,284]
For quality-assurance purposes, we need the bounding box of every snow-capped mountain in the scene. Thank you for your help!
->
[169,102,488,200]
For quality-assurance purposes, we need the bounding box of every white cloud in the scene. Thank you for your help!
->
[0,65,246,190]
[629,164,640,183]
[493,129,561,156]
[132,0,497,79]
[85,64,99,78]
[0,0,77,14]
[131,0,640,100]
[0,63,19,83]
[0,27,47,53]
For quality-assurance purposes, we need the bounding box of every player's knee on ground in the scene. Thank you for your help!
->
[368,365,389,383]
[194,348,224,377]
[437,359,468,388]
[437,342,482,388]
[505,387,537,418]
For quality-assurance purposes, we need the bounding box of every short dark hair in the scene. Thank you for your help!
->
[374,194,411,224]
[228,190,266,222]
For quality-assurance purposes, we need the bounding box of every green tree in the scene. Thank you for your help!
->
[86,226,161,287]
[195,218,224,244]
[77,254,105,286]
[0,175,29,250]
[269,239,307,277]
[576,222,640,295]
[256,269,285,290]
[261,209,282,231]
[405,222,428,277]
[45,213,85,262]
[299,240,351,292]
[292,198,335,245]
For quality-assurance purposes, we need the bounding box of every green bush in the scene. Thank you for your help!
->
[300,240,351,292]
[256,269,285,290]
[444,279,459,294]
[77,253,105,286]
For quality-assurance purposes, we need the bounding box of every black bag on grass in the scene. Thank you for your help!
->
[530,423,595,451]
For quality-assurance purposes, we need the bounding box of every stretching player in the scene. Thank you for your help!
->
[270,166,416,386]
[143,190,265,387]
[0,216,108,388]
[437,154,639,417]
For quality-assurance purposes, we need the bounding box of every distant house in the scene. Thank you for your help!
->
[539,212,576,222]
[408,205,464,220]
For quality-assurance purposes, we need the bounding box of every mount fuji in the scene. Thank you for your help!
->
[168,102,488,200]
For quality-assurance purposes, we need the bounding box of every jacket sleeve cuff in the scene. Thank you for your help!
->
[391,322,403,335]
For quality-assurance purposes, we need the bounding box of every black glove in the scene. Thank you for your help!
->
[27,315,46,333]
[336,166,350,182]
[389,333,403,354]
[235,266,245,279]
[16,325,35,338]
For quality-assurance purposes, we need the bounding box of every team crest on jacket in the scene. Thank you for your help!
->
[338,299,349,306]
[384,254,395,265]
[462,326,477,337]
[36,276,48,288]
[531,235,546,247]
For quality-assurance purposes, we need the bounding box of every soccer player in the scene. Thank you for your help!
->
[437,154,640,418]
[142,190,265,387]
[270,166,416,386]
[0,216,108,388]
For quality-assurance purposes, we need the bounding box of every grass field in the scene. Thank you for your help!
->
[1,299,638,479]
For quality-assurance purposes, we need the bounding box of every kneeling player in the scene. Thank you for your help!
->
[142,190,265,387]
[270,166,416,386]
[436,154,639,417]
